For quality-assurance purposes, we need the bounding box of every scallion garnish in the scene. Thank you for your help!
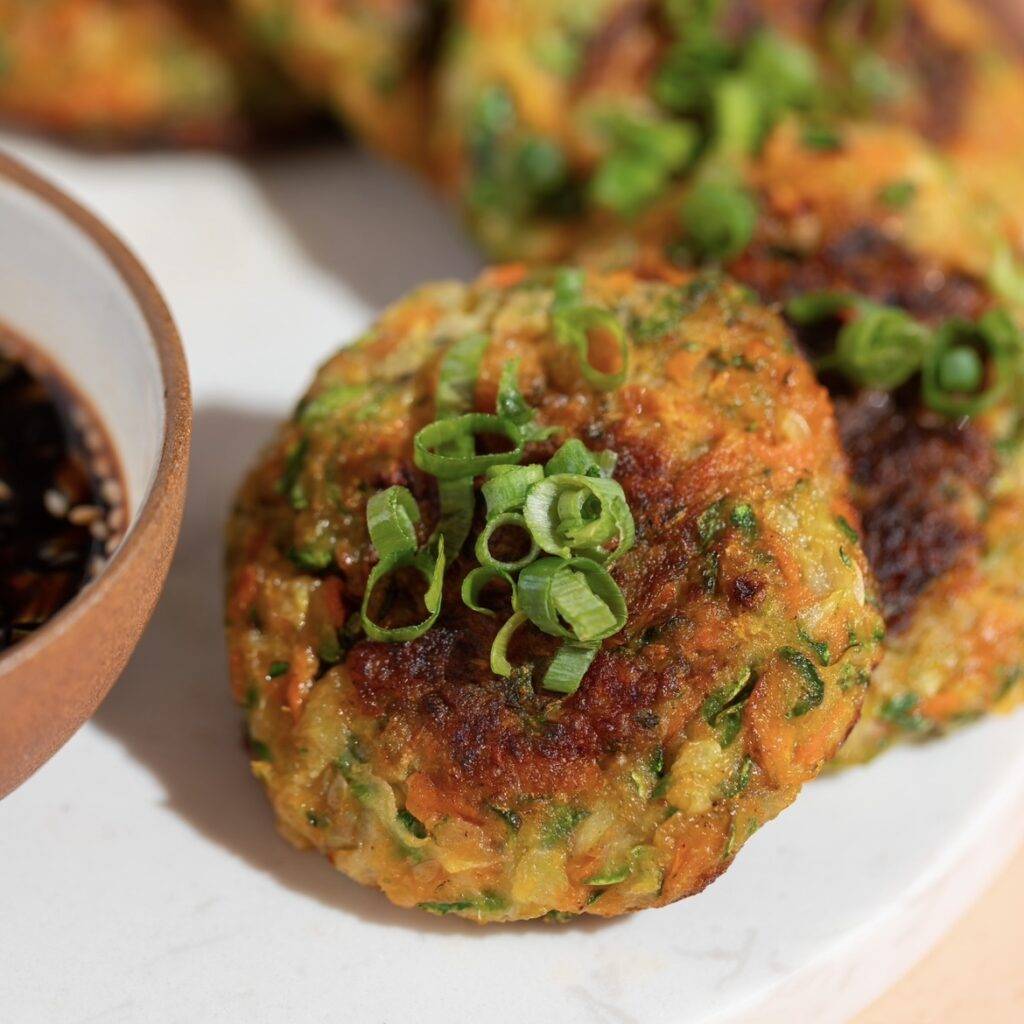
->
[680,179,758,262]
[517,557,626,643]
[413,413,524,480]
[820,303,930,390]
[481,464,544,518]
[497,360,560,442]
[361,307,639,696]
[461,565,516,617]
[921,311,1018,418]
[523,473,635,564]
[475,512,541,572]
[787,291,1024,417]
[432,333,492,556]
[360,487,446,642]
[552,306,630,391]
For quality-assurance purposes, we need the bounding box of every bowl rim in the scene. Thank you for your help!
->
[0,148,192,676]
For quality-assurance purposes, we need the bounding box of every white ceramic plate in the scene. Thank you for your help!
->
[1,136,1022,1024]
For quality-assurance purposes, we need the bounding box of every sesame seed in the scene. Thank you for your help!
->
[43,489,69,518]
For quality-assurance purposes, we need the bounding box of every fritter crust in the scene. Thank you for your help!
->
[226,266,881,921]
[0,0,303,146]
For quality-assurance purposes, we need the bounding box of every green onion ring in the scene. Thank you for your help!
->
[481,464,544,518]
[431,333,491,554]
[922,313,1015,418]
[552,306,630,391]
[518,556,627,643]
[543,641,600,694]
[475,512,541,572]
[414,413,524,481]
[544,438,617,479]
[824,306,931,390]
[361,540,446,643]
[365,486,420,558]
[491,611,528,677]
[461,565,517,616]
[497,360,558,443]
[435,332,489,418]
[524,474,635,564]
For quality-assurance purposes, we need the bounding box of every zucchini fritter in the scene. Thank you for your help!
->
[430,0,1024,262]
[591,121,1024,763]
[230,0,439,165]
[0,0,301,146]
[226,266,881,921]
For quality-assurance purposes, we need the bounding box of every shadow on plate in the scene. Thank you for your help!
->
[246,145,482,309]
[92,403,616,937]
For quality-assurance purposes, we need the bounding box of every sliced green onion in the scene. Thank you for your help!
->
[552,267,585,313]
[518,557,627,643]
[524,474,635,564]
[785,290,859,323]
[544,641,600,694]
[544,438,617,479]
[414,413,524,480]
[825,305,931,390]
[552,306,630,390]
[365,486,420,558]
[481,463,544,517]
[361,541,446,643]
[922,312,1018,418]
[474,512,541,572]
[461,565,516,616]
[431,333,491,555]
[436,332,489,417]
[680,179,758,262]
[491,611,528,677]
[787,292,931,390]
[497,360,559,442]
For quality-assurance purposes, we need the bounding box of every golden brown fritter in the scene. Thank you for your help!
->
[428,0,1024,262]
[226,265,881,921]
[588,121,1024,763]
[230,0,439,165]
[0,0,302,146]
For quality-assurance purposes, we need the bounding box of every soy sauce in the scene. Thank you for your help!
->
[0,327,126,654]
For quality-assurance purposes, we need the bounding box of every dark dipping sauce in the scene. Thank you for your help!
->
[0,326,126,654]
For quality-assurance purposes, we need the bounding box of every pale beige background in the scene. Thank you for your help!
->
[854,840,1024,1021]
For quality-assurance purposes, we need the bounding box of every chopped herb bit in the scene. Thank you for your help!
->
[681,180,758,262]
[267,661,289,679]
[541,805,588,848]
[586,864,631,886]
[879,179,917,208]
[802,124,842,151]
[878,693,930,733]
[397,809,428,839]
[289,544,333,572]
[780,647,825,717]
[490,805,522,832]
[249,739,272,762]
[798,627,831,666]
[836,516,860,544]
[722,756,754,798]
[730,503,758,536]
[697,499,728,548]
[701,667,756,726]
[277,438,309,510]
